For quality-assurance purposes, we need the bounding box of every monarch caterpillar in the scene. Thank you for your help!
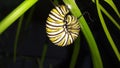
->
[46,5,80,46]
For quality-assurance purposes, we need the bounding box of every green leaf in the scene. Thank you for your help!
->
[96,0,120,61]
[104,0,120,18]
[92,0,120,30]
[99,5,120,30]
[0,0,38,34]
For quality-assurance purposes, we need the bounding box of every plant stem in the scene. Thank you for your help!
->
[37,44,48,68]
[69,36,80,68]
[96,0,120,61]
[13,15,24,63]
[25,5,36,30]
[63,0,103,68]
[0,0,38,34]
[104,0,120,18]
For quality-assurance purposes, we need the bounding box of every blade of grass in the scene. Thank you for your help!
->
[100,5,120,30]
[37,44,48,68]
[25,5,36,30]
[13,14,24,63]
[92,0,120,30]
[104,0,120,18]
[0,0,38,34]
[63,0,103,68]
[96,0,120,61]
[69,36,80,68]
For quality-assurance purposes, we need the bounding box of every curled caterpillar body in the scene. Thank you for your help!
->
[46,5,80,46]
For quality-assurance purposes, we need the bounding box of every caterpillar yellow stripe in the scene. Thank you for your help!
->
[46,5,80,46]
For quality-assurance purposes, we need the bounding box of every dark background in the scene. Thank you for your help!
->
[0,0,120,68]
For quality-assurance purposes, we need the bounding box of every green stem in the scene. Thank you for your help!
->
[96,0,120,61]
[13,15,24,63]
[63,0,103,68]
[100,4,120,30]
[104,0,120,18]
[69,36,80,68]
[37,44,48,68]
[25,5,36,30]
[92,0,120,30]
[0,0,38,34]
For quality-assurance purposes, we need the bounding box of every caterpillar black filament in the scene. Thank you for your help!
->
[46,5,80,46]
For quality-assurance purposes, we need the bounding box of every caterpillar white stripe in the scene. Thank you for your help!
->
[46,5,80,46]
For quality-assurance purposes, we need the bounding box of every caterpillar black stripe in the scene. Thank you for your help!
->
[46,5,80,46]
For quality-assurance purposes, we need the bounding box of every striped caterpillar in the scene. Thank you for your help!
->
[46,5,80,46]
